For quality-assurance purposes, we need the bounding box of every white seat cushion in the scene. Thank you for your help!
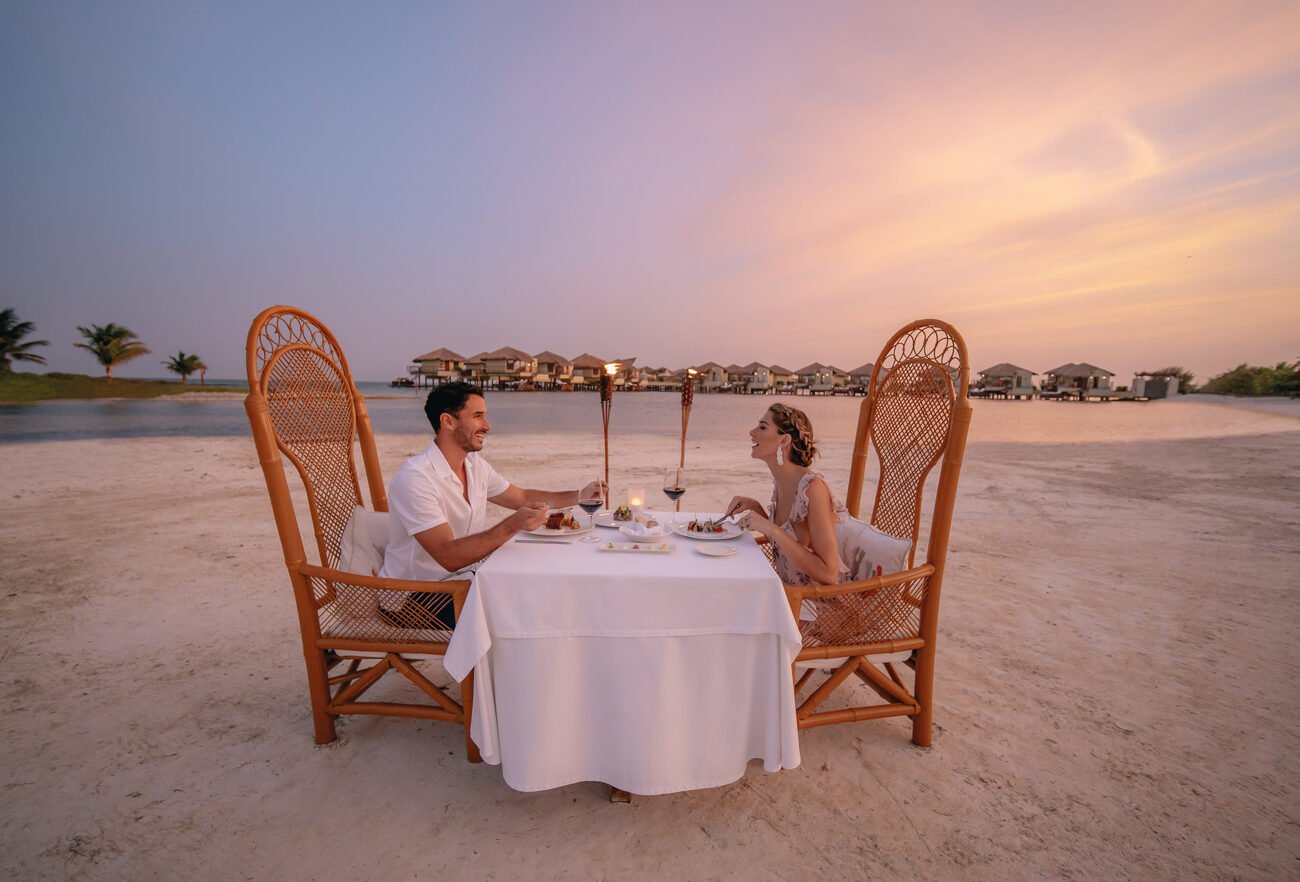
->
[339,506,389,576]
[798,518,915,649]
[836,517,911,581]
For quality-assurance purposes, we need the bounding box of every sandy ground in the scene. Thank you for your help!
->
[1,399,1298,880]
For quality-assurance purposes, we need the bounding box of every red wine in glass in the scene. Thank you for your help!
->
[663,467,687,523]
[578,478,603,541]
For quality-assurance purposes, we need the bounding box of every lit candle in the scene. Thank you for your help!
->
[627,487,646,510]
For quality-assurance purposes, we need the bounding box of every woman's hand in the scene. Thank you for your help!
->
[740,509,778,540]
[724,495,765,520]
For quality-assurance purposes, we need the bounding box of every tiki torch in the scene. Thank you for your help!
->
[678,369,698,511]
[600,362,620,507]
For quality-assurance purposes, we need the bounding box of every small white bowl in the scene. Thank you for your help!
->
[619,523,668,539]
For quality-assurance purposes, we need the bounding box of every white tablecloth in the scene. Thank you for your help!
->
[443,515,803,794]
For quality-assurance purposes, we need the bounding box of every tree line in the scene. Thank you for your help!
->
[1145,361,1300,396]
[1,308,208,384]
[1199,361,1300,397]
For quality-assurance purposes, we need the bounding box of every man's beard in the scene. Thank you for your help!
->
[454,423,484,452]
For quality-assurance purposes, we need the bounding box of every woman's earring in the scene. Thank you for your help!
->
[776,443,784,466]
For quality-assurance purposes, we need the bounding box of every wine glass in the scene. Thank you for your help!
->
[662,467,687,525]
[577,476,603,543]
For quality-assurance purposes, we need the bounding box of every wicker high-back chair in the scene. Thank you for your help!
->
[244,305,478,759]
[783,319,972,747]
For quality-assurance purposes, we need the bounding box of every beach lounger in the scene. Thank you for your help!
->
[759,319,972,747]
[244,306,479,760]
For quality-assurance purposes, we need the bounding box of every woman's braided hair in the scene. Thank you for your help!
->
[767,403,819,466]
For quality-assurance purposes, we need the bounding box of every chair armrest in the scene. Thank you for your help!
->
[787,562,935,601]
[298,562,472,596]
[295,564,473,644]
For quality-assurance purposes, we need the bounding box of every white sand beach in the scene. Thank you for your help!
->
[1,397,1298,880]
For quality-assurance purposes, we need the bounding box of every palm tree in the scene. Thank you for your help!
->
[164,351,203,384]
[75,323,151,381]
[0,308,50,374]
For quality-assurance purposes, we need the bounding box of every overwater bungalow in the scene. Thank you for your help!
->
[768,364,798,392]
[828,366,852,393]
[693,361,728,392]
[1042,362,1115,400]
[410,347,466,387]
[532,351,572,389]
[976,362,1036,399]
[569,353,609,388]
[479,346,536,389]
[847,362,875,391]
[613,357,639,388]
[461,352,488,386]
[796,362,836,394]
[640,366,677,390]
[724,364,748,392]
[741,362,773,393]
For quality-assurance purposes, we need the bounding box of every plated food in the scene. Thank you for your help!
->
[613,504,634,522]
[544,510,582,531]
[526,508,590,537]
[674,519,743,541]
[685,517,729,534]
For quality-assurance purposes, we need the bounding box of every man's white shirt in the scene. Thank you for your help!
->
[379,440,511,582]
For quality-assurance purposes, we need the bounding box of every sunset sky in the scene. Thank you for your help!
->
[3,2,1297,384]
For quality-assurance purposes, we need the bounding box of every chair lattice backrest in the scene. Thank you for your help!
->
[245,307,387,574]
[846,320,970,569]
[782,319,970,747]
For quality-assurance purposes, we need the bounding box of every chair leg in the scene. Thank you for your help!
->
[304,649,338,744]
[910,646,936,747]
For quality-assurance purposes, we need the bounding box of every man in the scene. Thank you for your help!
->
[379,381,604,628]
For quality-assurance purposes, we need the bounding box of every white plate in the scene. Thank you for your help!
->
[673,522,744,541]
[695,544,739,557]
[592,512,629,529]
[599,541,676,554]
[525,521,591,538]
[619,523,669,539]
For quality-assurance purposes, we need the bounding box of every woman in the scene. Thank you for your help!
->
[725,403,848,586]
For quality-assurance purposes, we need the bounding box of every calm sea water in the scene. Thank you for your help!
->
[1,385,1296,445]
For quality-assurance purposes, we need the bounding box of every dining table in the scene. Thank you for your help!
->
[442,511,803,795]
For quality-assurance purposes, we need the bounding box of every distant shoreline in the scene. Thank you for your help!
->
[0,371,247,404]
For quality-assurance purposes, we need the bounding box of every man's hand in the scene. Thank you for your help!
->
[507,501,548,533]
[580,479,608,502]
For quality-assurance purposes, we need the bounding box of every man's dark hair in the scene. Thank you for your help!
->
[424,381,484,433]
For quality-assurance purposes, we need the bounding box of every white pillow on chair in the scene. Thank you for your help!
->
[339,506,389,576]
[796,517,913,665]
[836,517,911,581]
